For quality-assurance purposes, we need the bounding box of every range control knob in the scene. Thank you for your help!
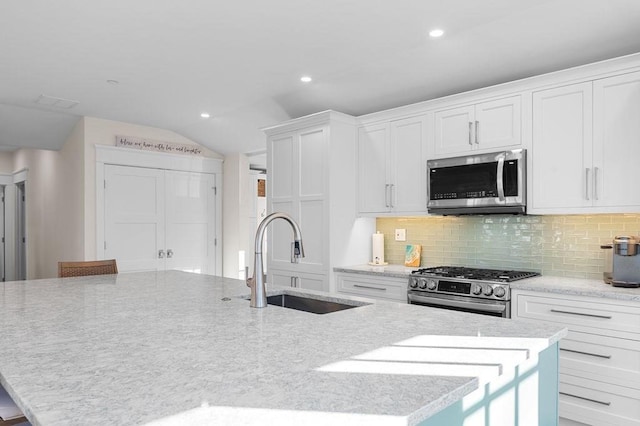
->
[426,279,437,291]
[409,279,418,289]
[483,286,494,296]
[494,286,506,298]
[418,279,428,289]
[471,284,483,295]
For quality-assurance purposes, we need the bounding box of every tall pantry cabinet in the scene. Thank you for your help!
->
[265,111,374,293]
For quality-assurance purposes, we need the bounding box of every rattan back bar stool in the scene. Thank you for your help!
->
[58,259,118,278]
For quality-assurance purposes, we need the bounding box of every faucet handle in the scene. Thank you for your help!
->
[291,240,304,263]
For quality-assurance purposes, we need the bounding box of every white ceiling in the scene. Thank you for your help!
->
[2,0,640,157]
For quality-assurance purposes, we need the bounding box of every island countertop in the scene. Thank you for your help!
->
[0,271,565,425]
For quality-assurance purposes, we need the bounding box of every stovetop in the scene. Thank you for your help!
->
[411,266,540,283]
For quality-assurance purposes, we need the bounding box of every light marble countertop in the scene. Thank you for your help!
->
[334,264,418,279]
[511,275,640,302]
[0,271,565,425]
[335,264,640,302]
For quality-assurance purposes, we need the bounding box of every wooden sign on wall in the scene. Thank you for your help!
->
[257,179,266,197]
[115,135,204,156]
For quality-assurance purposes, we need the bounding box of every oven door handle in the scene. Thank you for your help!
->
[407,293,507,314]
[496,153,506,202]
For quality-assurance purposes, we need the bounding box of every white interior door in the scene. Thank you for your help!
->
[164,170,216,274]
[104,165,165,272]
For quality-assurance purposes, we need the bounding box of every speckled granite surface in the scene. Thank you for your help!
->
[512,275,640,302]
[336,265,640,302]
[334,264,417,278]
[0,271,565,426]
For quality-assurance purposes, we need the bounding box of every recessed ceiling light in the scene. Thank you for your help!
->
[429,29,444,38]
[200,112,210,119]
[300,76,312,83]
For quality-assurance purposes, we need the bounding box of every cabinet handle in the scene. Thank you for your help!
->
[550,309,612,319]
[354,284,386,291]
[585,168,590,200]
[385,184,390,207]
[475,120,480,144]
[290,276,299,288]
[167,249,173,258]
[158,249,165,258]
[594,166,599,201]
[559,392,611,406]
[560,347,612,359]
[390,184,395,208]
[468,122,473,145]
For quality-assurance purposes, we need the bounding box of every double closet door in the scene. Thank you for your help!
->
[104,165,217,274]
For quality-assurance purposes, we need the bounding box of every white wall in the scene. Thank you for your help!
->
[222,153,252,279]
[0,152,14,173]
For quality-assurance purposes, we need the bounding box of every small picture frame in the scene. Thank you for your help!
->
[405,244,421,267]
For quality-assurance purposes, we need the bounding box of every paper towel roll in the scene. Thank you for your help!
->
[371,232,386,265]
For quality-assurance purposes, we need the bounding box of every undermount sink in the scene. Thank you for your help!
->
[264,293,368,314]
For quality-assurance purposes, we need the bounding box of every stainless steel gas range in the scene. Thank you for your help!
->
[407,266,540,318]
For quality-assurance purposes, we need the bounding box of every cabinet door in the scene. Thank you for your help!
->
[531,83,593,211]
[474,96,521,150]
[270,269,326,292]
[268,126,326,276]
[593,71,640,207]
[357,124,390,213]
[434,105,475,156]
[164,171,217,275]
[389,116,427,213]
[104,165,165,272]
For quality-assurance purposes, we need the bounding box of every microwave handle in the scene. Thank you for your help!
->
[496,154,505,202]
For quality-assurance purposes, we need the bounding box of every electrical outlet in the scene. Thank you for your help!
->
[395,229,406,241]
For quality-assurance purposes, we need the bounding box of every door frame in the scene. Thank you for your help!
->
[96,145,223,274]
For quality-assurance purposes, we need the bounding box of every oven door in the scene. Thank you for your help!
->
[408,292,510,318]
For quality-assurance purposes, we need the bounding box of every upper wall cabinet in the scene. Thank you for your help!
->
[530,71,640,213]
[358,115,427,215]
[433,95,522,157]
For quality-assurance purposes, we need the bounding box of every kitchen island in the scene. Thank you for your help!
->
[0,271,565,425]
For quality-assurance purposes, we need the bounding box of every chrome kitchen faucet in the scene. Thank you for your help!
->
[247,212,305,308]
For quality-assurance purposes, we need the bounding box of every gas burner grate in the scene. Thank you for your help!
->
[412,266,540,282]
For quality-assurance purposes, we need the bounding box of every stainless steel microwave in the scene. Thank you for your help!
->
[427,149,526,215]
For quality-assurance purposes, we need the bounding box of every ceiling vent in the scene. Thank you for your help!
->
[34,94,79,109]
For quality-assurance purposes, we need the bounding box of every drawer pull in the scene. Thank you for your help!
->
[550,309,612,319]
[560,391,611,406]
[560,348,612,359]
[353,284,387,291]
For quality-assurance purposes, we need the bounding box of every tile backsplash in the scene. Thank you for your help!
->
[376,214,640,280]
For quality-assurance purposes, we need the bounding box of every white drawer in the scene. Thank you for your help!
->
[559,330,640,387]
[336,273,407,302]
[560,373,640,426]
[514,292,640,339]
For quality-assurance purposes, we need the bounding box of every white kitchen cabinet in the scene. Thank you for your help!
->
[530,82,593,212]
[592,71,640,208]
[266,111,374,293]
[530,71,640,214]
[271,268,326,292]
[433,95,521,157]
[336,272,407,302]
[357,115,427,215]
[513,290,640,426]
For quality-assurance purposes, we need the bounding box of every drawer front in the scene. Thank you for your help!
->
[560,330,640,387]
[336,273,407,302]
[514,292,640,339]
[560,374,640,426]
